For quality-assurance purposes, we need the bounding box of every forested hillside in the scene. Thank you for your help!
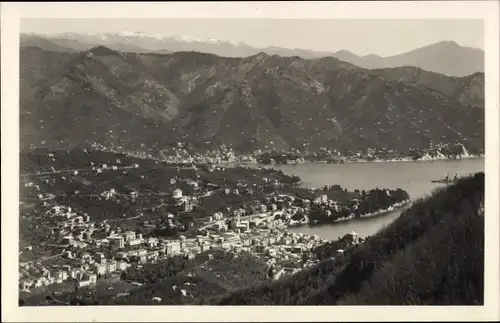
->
[210,173,485,305]
[20,46,484,155]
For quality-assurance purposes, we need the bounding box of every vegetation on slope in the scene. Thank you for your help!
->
[371,66,484,108]
[20,46,484,155]
[210,173,485,305]
[338,200,484,305]
[20,249,270,306]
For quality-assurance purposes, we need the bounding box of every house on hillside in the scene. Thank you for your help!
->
[186,180,199,189]
[346,231,359,244]
[173,189,183,199]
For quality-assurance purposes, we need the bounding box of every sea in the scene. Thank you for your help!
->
[243,159,485,240]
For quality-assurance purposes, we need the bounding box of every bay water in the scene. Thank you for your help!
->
[273,159,485,240]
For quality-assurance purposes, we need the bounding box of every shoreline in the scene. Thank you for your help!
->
[285,199,412,230]
[217,155,484,166]
[55,146,484,166]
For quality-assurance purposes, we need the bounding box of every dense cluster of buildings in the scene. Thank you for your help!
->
[19,153,370,295]
[19,185,338,292]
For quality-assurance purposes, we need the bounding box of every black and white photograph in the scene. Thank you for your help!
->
[2,1,499,322]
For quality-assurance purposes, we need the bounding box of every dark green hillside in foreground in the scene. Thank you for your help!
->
[211,172,484,305]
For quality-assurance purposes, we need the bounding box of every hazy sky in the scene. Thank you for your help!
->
[21,18,484,56]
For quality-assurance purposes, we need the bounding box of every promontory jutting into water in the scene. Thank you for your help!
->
[260,159,484,240]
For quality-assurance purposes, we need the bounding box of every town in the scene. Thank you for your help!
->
[90,140,482,167]
[18,148,409,303]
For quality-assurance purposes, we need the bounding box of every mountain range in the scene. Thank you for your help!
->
[21,32,484,77]
[331,41,484,78]
[20,43,484,156]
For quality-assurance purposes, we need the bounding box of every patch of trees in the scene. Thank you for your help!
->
[205,257,344,305]
[202,173,484,305]
[313,235,355,261]
[306,188,409,225]
[339,198,484,305]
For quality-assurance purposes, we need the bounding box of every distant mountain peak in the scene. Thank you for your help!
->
[334,49,357,56]
[173,35,220,45]
[435,40,460,47]
[423,40,483,53]
[88,45,118,56]
[330,40,484,77]
[105,31,165,40]
[362,53,383,59]
[45,32,89,40]
[171,35,242,46]
[172,35,204,43]
[20,32,484,77]
[254,52,270,59]
[333,49,360,60]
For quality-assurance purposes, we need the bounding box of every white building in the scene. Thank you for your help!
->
[128,238,142,247]
[106,260,117,273]
[94,263,107,276]
[186,180,199,188]
[88,273,97,284]
[108,236,124,248]
[172,189,183,199]
[123,231,136,242]
[147,238,158,248]
[116,261,129,271]
[213,212,224,221]
[69,268,82,279]
[62,235,74,245]
[57,270,68,280]
[78,279,92,288]
[166,241,181,255]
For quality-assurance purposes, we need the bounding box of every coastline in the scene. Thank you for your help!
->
[285,199,412,230]
[218,154,484,167]
[78,145,485,166]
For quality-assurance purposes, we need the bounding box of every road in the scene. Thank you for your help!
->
[20,165,138,177]
[20,161,205,178]
[105,214,143,222]
[23,251,66,265]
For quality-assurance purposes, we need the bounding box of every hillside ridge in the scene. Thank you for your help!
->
[20,45,484,157]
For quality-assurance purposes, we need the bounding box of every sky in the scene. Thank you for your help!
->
[20,18,484,57]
